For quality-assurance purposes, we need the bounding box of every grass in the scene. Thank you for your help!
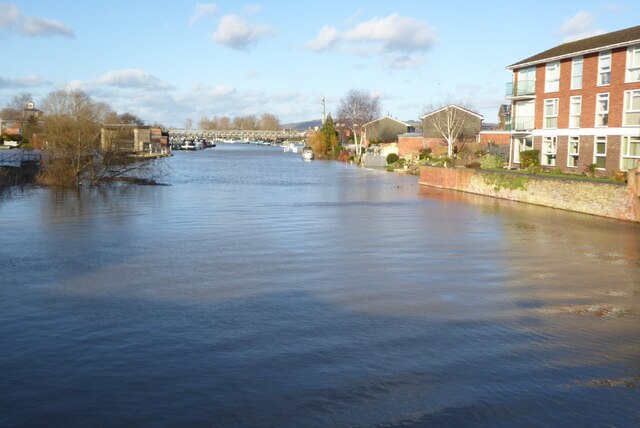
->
[481,167,625,184]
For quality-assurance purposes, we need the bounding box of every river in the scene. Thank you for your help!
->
[1,144,639,426]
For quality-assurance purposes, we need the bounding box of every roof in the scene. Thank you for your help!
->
[363,115,409,128]
[420,104,484,120]
[508,25,640,69]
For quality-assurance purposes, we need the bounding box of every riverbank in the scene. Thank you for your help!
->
[419,165,640,222]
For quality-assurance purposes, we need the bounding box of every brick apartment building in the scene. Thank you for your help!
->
[506,25,640,175]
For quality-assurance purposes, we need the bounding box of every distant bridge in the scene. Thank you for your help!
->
[168,128,307,142]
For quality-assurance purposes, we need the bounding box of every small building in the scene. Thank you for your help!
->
[419,105,484,156]
[362,115,415,147]
[1,101,43,142]
[101,124,168,153]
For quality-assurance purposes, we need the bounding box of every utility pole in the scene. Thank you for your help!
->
[321,97,326,125]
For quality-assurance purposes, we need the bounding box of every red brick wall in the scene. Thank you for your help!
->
[478,132,511,145]
[419,166,640,222]
[532,135,622,176]
[535,47,640,129]
[398,136,424,157]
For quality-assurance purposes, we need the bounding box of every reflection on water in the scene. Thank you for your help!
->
[1,144,639,427]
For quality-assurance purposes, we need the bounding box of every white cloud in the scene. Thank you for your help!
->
[0,74,49,89]
[20,16,74,38]
[245,71,259,79]
[211,14,274,50]
[95,69,174,90]
[64,79,86,92]
[389,54,427,70]
[558,11,605,42]
[0,3,20,28]
[307,25,340,52]
[0,5,74,38]
[210,85,236,96]
[188,3,217,25]
[306,13,436,69]
[559,11,595,36]
[344,13,437,53]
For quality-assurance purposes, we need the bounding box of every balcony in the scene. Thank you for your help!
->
[513,116,534,132]
[506,80,536,99]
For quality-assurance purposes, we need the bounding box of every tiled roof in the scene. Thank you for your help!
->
[508,25,640,69]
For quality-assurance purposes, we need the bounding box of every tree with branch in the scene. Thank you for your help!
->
[337,89,381,163]
[38,90,163,187]
[421,103,483,158]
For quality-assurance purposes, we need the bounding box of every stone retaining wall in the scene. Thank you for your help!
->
[419,166,640,222]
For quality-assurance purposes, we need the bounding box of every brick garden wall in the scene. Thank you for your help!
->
[419,166,640,222]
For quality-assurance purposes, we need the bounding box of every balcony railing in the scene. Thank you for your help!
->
[513,116,534,131]
[505,80,536,97]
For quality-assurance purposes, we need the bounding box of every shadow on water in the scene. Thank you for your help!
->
[2,288,638,427]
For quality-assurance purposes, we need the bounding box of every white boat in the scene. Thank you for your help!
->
[302,147,314,161]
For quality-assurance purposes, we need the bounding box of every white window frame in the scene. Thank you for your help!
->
[626,45,640,83]
[542,136,557,166]
[594,136,607,170]
[513,136,533,164]
[621,136,640,170]
[544,98,559,129]
[571,56,583,89]
[569,96,581,128]
[595,93,609,127]
[623,89,640,126]
[567,136,579,168]
[545,61,560,92]
[598,51,611,86]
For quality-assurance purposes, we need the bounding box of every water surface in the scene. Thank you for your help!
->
[1,144,639,426]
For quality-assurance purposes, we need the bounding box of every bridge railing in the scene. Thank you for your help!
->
[0,150,42,167]
[168,129,307,141]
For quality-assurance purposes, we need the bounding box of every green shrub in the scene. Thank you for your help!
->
[585,163,597,177]
[419,147,432,160]
[519,150,539,169]
[433,156,452,167]
[386,153,399,164]
[479,154,505,170]
[550,167,562,175]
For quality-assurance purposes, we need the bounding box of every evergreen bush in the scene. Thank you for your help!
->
[479,154,505,169]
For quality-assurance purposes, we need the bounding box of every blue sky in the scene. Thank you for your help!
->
[0,1,638,127]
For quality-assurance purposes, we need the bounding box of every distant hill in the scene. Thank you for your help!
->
[282,119,322,131]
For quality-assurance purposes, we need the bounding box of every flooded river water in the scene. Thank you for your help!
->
[1,144,639,426]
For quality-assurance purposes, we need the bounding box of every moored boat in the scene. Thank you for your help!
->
[302,147,314,161]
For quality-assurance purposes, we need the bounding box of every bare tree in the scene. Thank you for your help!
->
[8,92,33,110]
[39,90,104,187]
[337,89,381,162]
[421,102,483,158]
[39,90,162,187]
[259,113,280,131]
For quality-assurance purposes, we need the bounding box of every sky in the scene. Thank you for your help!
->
[0,1,638,128]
